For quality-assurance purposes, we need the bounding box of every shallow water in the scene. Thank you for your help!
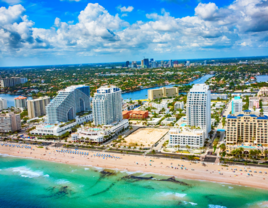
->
[0,155,268,208]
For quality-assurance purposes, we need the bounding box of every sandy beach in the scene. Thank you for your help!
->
[1,143,268,190]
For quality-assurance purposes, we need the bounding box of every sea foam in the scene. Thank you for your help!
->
[12,167,48,178]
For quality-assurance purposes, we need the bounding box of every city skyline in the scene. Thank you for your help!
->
[1,0,268,66]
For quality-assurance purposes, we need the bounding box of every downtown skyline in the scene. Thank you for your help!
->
[0,0,268,66]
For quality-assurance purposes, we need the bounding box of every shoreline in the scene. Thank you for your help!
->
[1,144,268,191]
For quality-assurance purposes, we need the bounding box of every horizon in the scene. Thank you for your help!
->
[1,0,268,67]
[0,55,267,69]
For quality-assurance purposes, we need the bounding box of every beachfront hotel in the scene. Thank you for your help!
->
[92,85,123,125]
[186,84,211,138]
[0,112,21,133]
[169,127,205,148]
[30,114,93,137]
[46,85,90,124]
[168,83,211,149]
[27,97,50,119]
[74,119,129,143]
[226,110,268,147]
[148,87,179,101]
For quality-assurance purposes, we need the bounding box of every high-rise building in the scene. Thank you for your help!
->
[27,97,51,119]
[226,110,268,147]
[186,84,211,137]
[168,60,173,67]
[0,77,27,88]
[232,96,242,114]
[185,61,190,66]
[46,85,90,124]
[92,85,123,125]
[0,98,7,110]
[126,61,130,67]
[151,61,157,68]
[0,112,21,133]
[131,61,137,68]
[141,58,149,68]
[14,96,27,109]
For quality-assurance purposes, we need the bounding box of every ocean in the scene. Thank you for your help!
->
[0,154,267,208]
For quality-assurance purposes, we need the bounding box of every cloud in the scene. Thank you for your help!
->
[195,3,218,20]
[1,0,21,5]
[1,0,268,61]
[117,6,134,12]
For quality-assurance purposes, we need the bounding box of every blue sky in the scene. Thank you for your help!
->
[0,0,268,66]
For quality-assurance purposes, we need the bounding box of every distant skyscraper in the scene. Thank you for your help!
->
[142,58,149,68]
[92,85,123,125]
[204,60,207,66]
[27,97,50,119]
[185,61,190,66]
[232,96,242,114]
[186,84,211,137]
[132,61,137,68]
[14,96,27,109]
[126,61,130,67]
[168,60,173,67]
[46,85,90,124]
[0,98,7,110]
[151,61,157,68]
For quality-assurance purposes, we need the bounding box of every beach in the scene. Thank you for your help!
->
[1,143,268,191]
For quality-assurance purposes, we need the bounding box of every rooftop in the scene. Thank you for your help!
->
[14,96,27,100]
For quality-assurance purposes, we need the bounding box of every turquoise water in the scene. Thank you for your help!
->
[0,155,268,208]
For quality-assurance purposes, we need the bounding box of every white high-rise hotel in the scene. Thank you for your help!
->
[186,84,211,137]
[92,85,123,125]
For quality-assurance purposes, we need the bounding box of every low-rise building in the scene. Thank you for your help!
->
[0,112,21,133]
[169,127,205,148]
[161,117,176,125]
[147,117,163,125]
[211,94,228,100]
[258,87,268,97]
[122,110,149,120]
[174,101,184,110]
[30,114,93,137]
[76,119,129,143]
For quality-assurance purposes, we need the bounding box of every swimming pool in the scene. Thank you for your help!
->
[180,123,186,127]
[44,125,54,128]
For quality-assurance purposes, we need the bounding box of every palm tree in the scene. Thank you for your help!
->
[219,144,226,152]
[186,145,190,152]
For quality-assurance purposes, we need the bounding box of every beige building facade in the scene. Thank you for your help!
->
[226,110,268,147]
[0,112,21,133]
[148,87,179,100]
[258,87,268,97]
[27,97,50,119]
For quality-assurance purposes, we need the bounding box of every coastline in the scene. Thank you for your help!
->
[1,144,268,191]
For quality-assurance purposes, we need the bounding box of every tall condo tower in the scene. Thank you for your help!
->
[92,85,123,125]
[46,85,90,124]
[186,84,211,137]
